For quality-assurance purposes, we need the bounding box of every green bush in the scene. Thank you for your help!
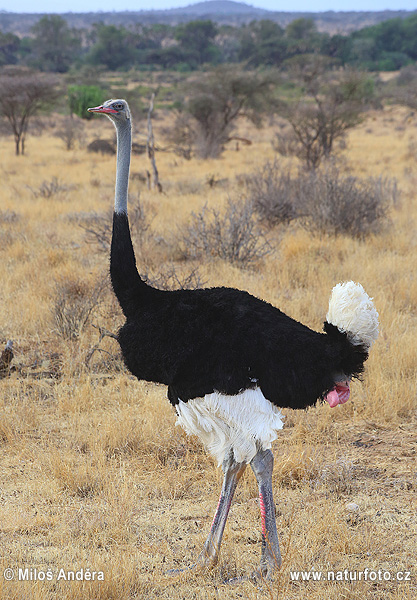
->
[68,85,104,120]
[377,51,412,71]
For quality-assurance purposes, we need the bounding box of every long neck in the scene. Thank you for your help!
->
[114,118,131,214]
[110,116,149,316]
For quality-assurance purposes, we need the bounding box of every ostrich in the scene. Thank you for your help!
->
[88,99,379,578]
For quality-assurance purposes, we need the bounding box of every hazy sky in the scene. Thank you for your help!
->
[1,0,416,14]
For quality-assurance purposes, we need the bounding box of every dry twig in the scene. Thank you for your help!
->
[85,324,118,367]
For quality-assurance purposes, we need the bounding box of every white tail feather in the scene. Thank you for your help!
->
[326,281,379,349]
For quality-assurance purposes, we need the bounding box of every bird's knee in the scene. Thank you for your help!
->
[250,448,274,479]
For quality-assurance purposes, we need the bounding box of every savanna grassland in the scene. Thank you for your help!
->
[0,98,416,600]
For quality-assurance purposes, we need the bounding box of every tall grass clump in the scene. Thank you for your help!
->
[53,278,108,340]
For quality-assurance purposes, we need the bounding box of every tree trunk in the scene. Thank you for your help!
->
[147,93,162,193]
[14,134,25,156]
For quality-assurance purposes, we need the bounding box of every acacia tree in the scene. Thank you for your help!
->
[0,70,58,155]
[30,15,82,73]
[174,66,278,159]
[238,20,286,66]
[277,60,375,169]
[175,20,219,66]
[0,31,20,66]
[87,24,137,70]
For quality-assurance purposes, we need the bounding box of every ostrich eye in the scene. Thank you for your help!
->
[113,103,124,110]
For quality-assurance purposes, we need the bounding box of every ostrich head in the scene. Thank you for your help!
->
[87,98,131,124]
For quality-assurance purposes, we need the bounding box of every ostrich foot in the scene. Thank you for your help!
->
[166,536,220,576]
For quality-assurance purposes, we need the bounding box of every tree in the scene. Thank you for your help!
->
[277,64,374,169]
[30,16,81,73]
[285,18,322,56]
[175,66,278,159]
[238,20,287,66]
[401,14,417,60]
[145,45,189,70]
[175,20,220,66]
[87,24,136,70]
[0,31,20,66]
[347,14,417,69]
[325,34,353,65]
[0,69,58,155]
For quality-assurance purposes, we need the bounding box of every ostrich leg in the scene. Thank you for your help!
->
[196,449,246,569]
[250,448,281,578]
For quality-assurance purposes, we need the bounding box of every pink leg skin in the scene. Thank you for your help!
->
[250,448,282,579]
[259,492,267,536]
[196,450,247,569]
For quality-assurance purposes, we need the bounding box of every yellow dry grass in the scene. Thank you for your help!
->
[0,103,416,599]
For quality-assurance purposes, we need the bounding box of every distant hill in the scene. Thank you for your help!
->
[167,1,268,15]
[1,2,416,36]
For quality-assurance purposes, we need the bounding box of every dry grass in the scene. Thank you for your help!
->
[0,102,416,599]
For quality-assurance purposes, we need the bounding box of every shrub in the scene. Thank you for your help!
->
[87,139,115,155]
[180,197,272,267]
[79,197,150,253]
[244,160,300,227]
[53,278,107,340]
[162,111,194,160]
[247,161,396,238]
[0,210,19,223]
[390,65,417,110]
[27,177,75,199]
[68,85,104,120]
[143,264,204,291]
[299,166,396,238]
[54,116,85,150]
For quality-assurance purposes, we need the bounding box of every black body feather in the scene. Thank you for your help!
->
[111,212,368,410]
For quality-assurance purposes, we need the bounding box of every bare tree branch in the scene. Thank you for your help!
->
[85,324,118,368]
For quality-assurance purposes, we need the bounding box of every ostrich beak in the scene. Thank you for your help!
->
[87,105,118,114]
